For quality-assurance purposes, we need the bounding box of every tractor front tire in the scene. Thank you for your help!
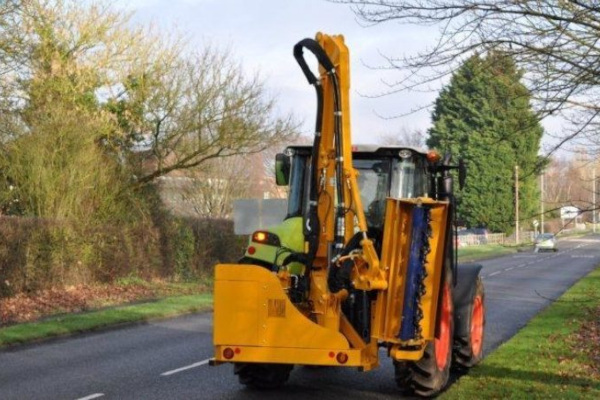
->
[394,277,454,397]
[234,363,292,390]
[453,276,485,369]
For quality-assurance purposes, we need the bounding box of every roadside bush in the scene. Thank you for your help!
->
[189,218,247,275]
[160,217,247,282]
[0,213,247,298]
[0,216,164,298]
[173,221,196,282]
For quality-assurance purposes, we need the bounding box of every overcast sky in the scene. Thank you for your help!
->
[126,0,560,149]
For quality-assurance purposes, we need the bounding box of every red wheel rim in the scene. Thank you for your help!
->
[471,295,484,356]
[435,284,452,371]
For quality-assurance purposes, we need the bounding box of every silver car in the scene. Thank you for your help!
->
[534,233,558,252]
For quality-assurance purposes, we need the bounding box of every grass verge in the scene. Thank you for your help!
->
[443,267,600,399]
[457,244,527,262]
[0,294,213,347]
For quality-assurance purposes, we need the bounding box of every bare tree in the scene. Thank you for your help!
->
[540,151,600,225]
[335,1,600,154]
[129,49,297,185]
[378,127,427,148]
[178,155,260,219]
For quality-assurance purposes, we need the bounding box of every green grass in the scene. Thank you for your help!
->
[0,294,213,347]
[442,267,600,399]
[457,244,525,262]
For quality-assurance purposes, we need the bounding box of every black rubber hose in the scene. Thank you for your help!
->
[331,73,344,208]
[292,38,349,258]
[310,85,323,200]
[304,81,322,267]
[293,38,335,268]
[331,72,343,253]
[293,38,335,85]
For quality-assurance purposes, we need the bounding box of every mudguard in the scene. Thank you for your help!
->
[452,263,483,338]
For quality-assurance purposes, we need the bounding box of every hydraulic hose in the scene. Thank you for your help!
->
[293,37,362,265]
[293,38,335,267]
[436,154,458,285]
[330,70,347,257]
[293,39,335,84]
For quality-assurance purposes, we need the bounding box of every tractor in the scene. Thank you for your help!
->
[210,32,485,397]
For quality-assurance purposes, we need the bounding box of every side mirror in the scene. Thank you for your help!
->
[458,159,466,190]
[275,153,290,186]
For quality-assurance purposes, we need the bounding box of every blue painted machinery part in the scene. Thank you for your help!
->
[399,205,432,341]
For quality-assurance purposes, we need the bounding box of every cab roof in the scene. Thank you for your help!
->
[285,144,429,156]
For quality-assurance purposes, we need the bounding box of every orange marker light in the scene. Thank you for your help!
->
[247,246,256,255]
[254,232,267,242]
[426,150,441,162]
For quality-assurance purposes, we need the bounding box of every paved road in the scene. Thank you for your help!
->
[1,235,599,400]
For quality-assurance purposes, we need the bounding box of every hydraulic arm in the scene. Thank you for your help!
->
[293,34,385,295]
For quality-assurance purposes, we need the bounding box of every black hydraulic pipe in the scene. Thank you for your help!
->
[293,38,365,264]
[330,71,347,256]
[293,39,335,266]
[293,38,335,84]
[436,155,458,285]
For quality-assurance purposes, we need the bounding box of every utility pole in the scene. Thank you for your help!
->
[594,168,597,233]
[515,165,519,244]
[540,171,544,234]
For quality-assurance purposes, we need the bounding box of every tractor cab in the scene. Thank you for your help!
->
[280,144,432,230]
[241,144,436,275]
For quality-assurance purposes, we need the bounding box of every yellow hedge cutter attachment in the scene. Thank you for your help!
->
[211,33,485,397]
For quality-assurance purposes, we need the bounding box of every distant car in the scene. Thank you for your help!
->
[534,233,557,252]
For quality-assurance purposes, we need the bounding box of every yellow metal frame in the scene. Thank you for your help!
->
[213,264,378,370]
[212,32,450,371]
[372,198,449,360]
[213,197,448,368]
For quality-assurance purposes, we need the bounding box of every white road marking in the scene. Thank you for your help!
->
[481,240,594,278]
[161,359,211,376]
[76,394,104,400]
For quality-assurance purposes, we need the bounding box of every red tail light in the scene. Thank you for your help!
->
[223,348,234,359]
[336,352,348,364]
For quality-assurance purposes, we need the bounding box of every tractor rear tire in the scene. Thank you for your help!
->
[453,276,485,369]
[234,363,292,389]
[394,276,454,397]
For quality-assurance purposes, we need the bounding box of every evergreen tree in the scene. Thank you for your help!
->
[428,53,543,233]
